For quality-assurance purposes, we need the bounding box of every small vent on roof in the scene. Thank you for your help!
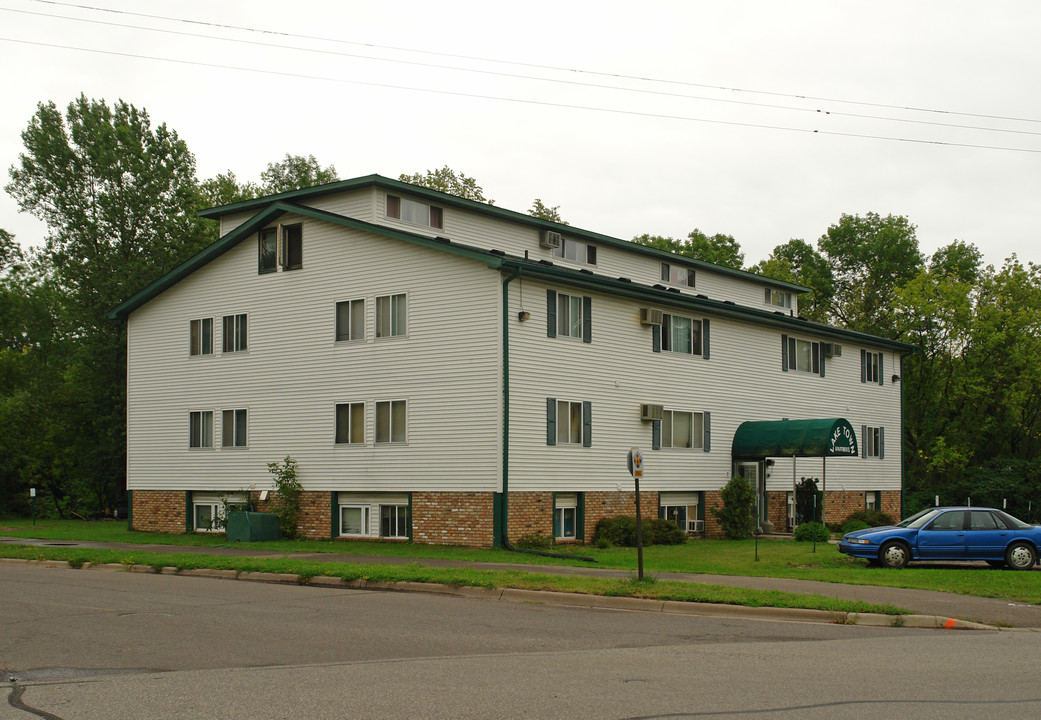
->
[489,249,505,256]
[667,287,681,293]
[653,284,666,290]
[696,294,708,300]
[434,236,451,243]
[579,268,593,275]
[723,300,736,305]
[538,259,554,266]
[617,277,631,283]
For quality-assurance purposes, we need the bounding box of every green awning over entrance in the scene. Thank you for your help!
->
[732,418,859,458]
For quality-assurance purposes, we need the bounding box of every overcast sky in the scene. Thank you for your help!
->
[1,0,1039,269]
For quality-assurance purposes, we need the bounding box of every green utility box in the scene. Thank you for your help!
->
[226,511,280,542]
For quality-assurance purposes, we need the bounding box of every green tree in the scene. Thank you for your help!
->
[0,229,19,271]
[750,239,834,322]
[817,212,923,336]
[260,153,338,194]
[710,476,756,539]
[199,170,260,208]
[4,95,212,514]
[529,198,567,224]
[398,166,493,203]
[632,229,745,270]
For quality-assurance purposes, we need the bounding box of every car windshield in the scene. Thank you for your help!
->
[995,510,1033,530]
[897,508,943,529]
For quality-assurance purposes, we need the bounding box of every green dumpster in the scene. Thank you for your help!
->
[226,511,280,542]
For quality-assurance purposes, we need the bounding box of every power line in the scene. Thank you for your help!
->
[26,0,1041,127]
[6,5,1041,140]
[3,35,1040,155]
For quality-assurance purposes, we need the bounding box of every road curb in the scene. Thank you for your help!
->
[0,556,1003,630]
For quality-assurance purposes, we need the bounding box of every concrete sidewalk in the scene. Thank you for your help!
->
[3,535,1038,629]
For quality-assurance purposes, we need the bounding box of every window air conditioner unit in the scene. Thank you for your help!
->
[823,343,842,358]
[639,307,663,326]
[687,519,705,533]
[540,231,563,249]
[640,403,664,421]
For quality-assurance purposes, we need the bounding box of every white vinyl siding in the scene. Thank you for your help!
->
[126,215,501,493]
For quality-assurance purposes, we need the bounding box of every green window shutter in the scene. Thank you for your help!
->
[185,491,193,532]
[879,427,885,459]
[546,290,557,338]
[546,398,557,445]
[658,504,665,519]
[811,342,820,375]
[126,489,133,529]
[878,354,885,386]
[576,493,585,541]
[703,412,711,452]
[582,401,592,447]
[407,493,413,541]
[781,334,789,371]
[582,296,592,343]
[678,505,687,530]
[862,425,868,458]
[702,319,710,359]
[861,349,867,383]
[330,491,338,539]
[552,494,561,538]
[652,324,661,353]
[819,342,825,377]
[652,419,661,450]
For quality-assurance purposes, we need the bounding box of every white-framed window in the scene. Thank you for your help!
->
[765,288,792,308]
[557,292,584,338]
[340,505,371,536]
[863,426,884,458]
[553,238,596,265]
[376,293,407,338]
[380,504,409,538]
[661,410,704,449]
[222,314,247,353]
[782,335,823,376]
[661,263,695,287]
[190,318,213,356]
[866,491,881,511]
[662,314,703,355]
[554,494,578,539]
[193,492,247,533]
[375,400,407,444]
[556,400,584,445]
[386,194,443,229]
[335,402,365,445]
[282,224,303,270]
[862,350,883,384]
[335,299,365,342]
[189,410,214,449]
[221,409,248,448]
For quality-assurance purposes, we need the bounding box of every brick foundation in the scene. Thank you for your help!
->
[131,490,187,533]
[129,487,903,545]
[412,492,494,548]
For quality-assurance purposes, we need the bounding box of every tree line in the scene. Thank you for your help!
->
[1,95,1038,520]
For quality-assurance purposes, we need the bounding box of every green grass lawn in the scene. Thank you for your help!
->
[3,517,1040,604]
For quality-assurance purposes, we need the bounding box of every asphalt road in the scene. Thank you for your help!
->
[3,566,1041,720]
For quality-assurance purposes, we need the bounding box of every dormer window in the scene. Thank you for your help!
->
[553,237,596,265]
[387,194,444,229]
[258,224,303,273]
[661,263,695,287]
[765,288,792,308]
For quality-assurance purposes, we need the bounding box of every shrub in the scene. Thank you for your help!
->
[592,516,687,547]
[793,522,830,542]
[841,519,871,535]
[267,456,302,539]
[514,532,551,549]
[710,476,756,539]
[844,508,895,527]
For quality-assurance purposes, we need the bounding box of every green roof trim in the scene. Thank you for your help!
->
[198,174,808,294]
[732,418,860,458]
[498,259,916,354]
[105,201,503,320]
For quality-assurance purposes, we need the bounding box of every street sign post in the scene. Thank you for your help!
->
[627,448,644,580]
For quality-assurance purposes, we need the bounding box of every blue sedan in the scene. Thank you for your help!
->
[838,507,1041,570]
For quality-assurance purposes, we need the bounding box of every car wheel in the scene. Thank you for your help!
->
[1005,542,1037,571]
[985,560,1006,569]
[880,541,910,569]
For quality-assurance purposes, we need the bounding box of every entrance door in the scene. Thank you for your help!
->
[737,462,765,529]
